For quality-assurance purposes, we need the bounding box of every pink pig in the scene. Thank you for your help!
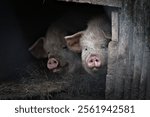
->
[65,15,111,76]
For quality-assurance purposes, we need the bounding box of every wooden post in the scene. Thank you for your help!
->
[105,11,119,99]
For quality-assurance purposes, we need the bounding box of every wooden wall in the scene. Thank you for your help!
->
[106,0,150,99]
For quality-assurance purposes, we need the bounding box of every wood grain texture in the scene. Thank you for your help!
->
[105,11,119,99]
[59,0,122,7]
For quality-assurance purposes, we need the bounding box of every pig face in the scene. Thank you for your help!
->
[29,30,80,74]
[65,24,111,76]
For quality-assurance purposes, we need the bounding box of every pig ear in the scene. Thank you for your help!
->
[28,37,47,59]
[102,30,111,40]
[64,31,84,53]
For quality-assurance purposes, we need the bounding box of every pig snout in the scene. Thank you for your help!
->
[86,55,101,69]
[47,58,59,70]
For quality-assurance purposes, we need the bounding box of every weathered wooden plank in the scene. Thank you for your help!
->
[113,0,133,99]
[105,11,119,99]
[106,41,118,99]
[123,0,134,100]
[131,0,145,99]
[59,0,122,7]
[105,75,114,99]
[112,11,119,42]
[145,49,150,99]
[139,47,150,99]
[141,0,150,99]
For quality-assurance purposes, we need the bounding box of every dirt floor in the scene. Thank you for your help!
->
[0,60,106,100]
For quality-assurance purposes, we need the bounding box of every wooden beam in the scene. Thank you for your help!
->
[59,0,122,7]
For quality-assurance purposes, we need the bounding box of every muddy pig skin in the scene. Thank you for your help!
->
[65,14,111,76]
[28,12,91,74]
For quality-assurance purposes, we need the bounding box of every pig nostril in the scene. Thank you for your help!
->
[53,60,57,64]
[90,60,93,63]
[95,59,99,62]
[48,61,52,64]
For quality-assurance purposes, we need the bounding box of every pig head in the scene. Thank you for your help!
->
[29,28,81,74]
[65,16,111,76]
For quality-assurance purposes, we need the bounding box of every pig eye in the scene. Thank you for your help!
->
[62,45,67,49]
[85,48,88,51]
[47,52,50,54]
[101,44,106,49]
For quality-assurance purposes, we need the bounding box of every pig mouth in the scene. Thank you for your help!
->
[51,63,69,73]
[91,67,100,72]
[52,68,61,73]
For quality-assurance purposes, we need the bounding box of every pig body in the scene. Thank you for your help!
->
[65,14,111,76]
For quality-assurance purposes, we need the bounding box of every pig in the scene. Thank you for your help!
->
[65,14,111,76]
[29,27,82,74]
